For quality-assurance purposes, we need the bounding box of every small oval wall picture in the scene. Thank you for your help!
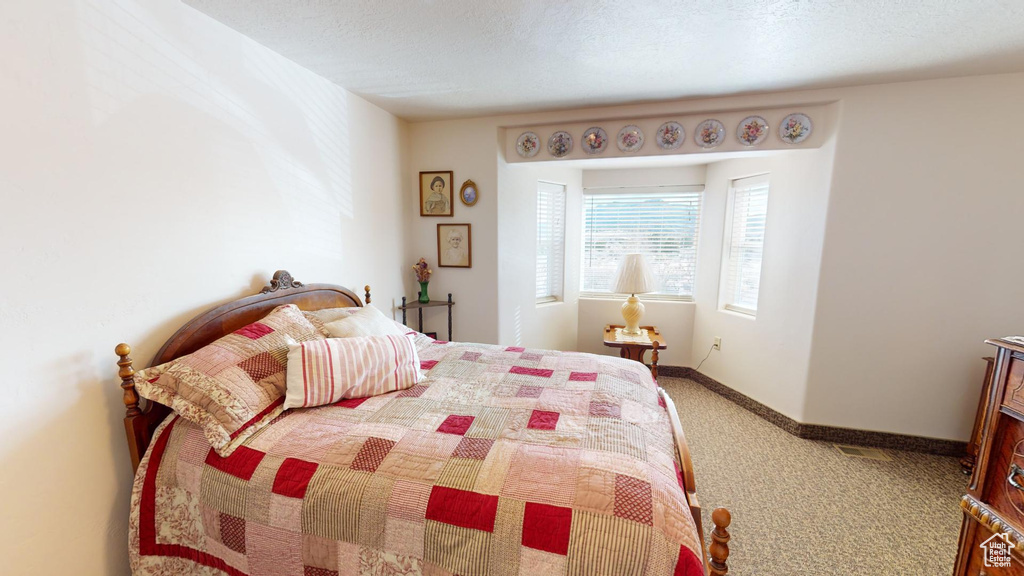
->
[460,179,478,206]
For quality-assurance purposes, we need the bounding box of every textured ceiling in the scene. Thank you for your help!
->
[184,0,1024,120]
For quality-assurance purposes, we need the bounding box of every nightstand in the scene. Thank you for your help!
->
[603,324,666,380]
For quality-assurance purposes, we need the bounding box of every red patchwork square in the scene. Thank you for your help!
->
[614,474,653,525]
[420,360,439,370]
[505,346,525,352]
[589,402,621,418]
[569,371,598,381]
[425,486,499,532]
[527,410,560,430]
[510,366,554,378]
[676,546,704,576]
[272,458,319,498]
[205,446,265,481]
[350,437,396,472]
[674,461,686,491]
[397,385,428,398]
[234,322,274,340]
[516,385,544,398]
[437,415,474,435]
[238,351,285,382]
[334,396,369,408]
[452,437,494,460]
[521,502,572,555]
[305,567,339,576]
[220,513,246,553]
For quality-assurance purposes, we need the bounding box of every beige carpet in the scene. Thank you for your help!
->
[659,377,965,576]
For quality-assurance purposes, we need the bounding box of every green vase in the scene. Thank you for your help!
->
[418,281,430,303]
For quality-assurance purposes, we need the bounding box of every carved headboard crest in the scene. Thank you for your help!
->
[261,270,303,293]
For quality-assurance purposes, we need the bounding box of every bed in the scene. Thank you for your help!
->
[116,270,731,575]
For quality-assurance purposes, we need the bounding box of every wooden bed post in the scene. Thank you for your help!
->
[651,340,660,381]
[709,507,732,576]
[364,285,371,305]
[117,342,149,471]
[117,343,139,417]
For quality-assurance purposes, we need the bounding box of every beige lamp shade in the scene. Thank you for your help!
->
[611,254,654,295]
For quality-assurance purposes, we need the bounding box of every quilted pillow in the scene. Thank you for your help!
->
[284,334,421,408]
[134,304,323,456]
[324,305,409,338]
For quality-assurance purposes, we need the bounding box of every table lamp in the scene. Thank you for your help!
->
[612,254,654,335]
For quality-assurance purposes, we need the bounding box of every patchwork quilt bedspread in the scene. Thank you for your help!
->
[129,338,705,575]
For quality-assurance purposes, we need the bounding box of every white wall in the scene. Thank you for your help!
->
[802,74,1024,439]
[0,1,407,573]
[691,150,836,422]
[581,165,708,189]
[405,118,500,343]
[497,161,583,351]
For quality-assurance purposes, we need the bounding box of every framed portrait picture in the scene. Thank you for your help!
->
[437,223,471,268]
[459,179,478,206]
[420,171,454,216]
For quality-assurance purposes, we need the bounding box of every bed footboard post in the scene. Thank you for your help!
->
[709,507,731,576]
[364,285,371,305]
[650,341,660,381]
[117,343,139,417]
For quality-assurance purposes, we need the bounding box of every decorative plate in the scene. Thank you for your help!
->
[695,119,725,149]
[516,131,540,158]
[656,121,685,150]
[617,125,645,153]
[548,131,573,158]
[581,127,609,155]
[737,115,769,146]
[779,113,812,144]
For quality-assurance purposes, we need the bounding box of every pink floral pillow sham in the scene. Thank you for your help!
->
[134,304,323,456]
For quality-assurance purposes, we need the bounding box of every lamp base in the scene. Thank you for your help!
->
[621,295,645,335]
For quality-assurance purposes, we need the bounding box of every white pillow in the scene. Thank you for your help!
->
[325,305,408,338]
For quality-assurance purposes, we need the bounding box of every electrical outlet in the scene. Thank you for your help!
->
[713,337,722,350]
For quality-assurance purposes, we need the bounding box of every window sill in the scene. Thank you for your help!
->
[579,293,694,303]
[536,297,562,307]
[720,305,757,319]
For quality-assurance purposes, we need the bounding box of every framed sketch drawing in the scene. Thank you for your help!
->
[437,223,471,268]
[420,171,454,216]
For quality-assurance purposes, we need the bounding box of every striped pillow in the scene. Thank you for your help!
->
[284,334,421,408]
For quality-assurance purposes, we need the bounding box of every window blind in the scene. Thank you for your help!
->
[581,186,703,299]
[536,181,566,303]
[721,175,770,315]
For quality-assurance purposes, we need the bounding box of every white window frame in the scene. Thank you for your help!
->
[719,174,770,316]
[536,181,566,304]
[580,185,704,301]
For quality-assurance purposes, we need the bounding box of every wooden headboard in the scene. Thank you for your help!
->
[115,270,370,471]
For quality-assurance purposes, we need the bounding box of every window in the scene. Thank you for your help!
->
[720,175,770,315]
[581,186,703,299]
[536,181,566,303]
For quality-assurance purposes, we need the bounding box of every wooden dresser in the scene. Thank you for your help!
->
[955,339,1024,575]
